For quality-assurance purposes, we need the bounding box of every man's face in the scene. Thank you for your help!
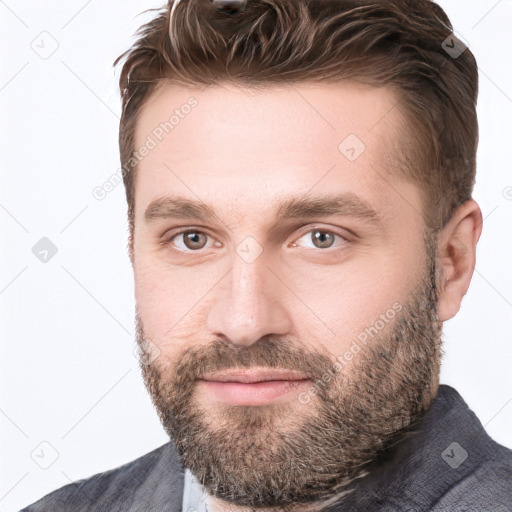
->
[131,81,443,509]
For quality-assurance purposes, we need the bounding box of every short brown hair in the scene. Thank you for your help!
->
[115,0,478,249]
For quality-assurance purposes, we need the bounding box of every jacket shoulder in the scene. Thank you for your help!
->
[19,442,184,512]
[431,443,512,511]
[429,386,512,510]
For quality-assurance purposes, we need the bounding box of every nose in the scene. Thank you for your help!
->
[206,253,292,347]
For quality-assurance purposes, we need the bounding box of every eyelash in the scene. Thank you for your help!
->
[160,227,349,253]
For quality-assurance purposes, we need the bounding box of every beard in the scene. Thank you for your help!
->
[135,232,443,510]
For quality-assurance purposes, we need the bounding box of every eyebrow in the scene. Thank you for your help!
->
[144,192,381,227]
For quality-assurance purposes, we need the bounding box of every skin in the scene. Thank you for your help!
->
[130,80,482,511]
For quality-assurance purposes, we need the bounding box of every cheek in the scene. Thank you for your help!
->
[286,246,422,356]
[133,260,221,347]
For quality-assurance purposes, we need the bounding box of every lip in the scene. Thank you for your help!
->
[200,368,309,383]
[198,368,311,406]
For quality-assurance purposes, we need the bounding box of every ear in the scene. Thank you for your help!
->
[436,198,483,322]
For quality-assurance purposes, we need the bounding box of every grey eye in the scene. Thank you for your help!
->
[310,230,336,249]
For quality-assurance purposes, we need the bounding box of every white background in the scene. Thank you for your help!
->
[1,1,511,510]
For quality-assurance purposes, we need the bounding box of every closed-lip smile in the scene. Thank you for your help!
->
[198,368,311,406]
[200,368,310,383]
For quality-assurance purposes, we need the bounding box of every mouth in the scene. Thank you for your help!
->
[201,368,310,383]
[198,368,311,406]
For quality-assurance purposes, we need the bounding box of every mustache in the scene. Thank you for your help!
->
[149,336,336,386]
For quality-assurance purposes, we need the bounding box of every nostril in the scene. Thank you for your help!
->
[210,0,248,14]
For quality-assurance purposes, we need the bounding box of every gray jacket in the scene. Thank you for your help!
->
[20,385,512,511]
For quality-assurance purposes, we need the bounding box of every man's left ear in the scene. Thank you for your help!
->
[436,198,483,322]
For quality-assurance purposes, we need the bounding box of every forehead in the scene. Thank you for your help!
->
[133,80,419,228]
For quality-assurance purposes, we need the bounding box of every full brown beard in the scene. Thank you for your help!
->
[135,233,443,510]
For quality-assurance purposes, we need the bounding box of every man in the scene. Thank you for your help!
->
[21,0,512,511]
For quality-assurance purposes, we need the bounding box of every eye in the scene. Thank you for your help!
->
[291,229,347,250]
[162,227,348,253]
[164,230,218,252]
